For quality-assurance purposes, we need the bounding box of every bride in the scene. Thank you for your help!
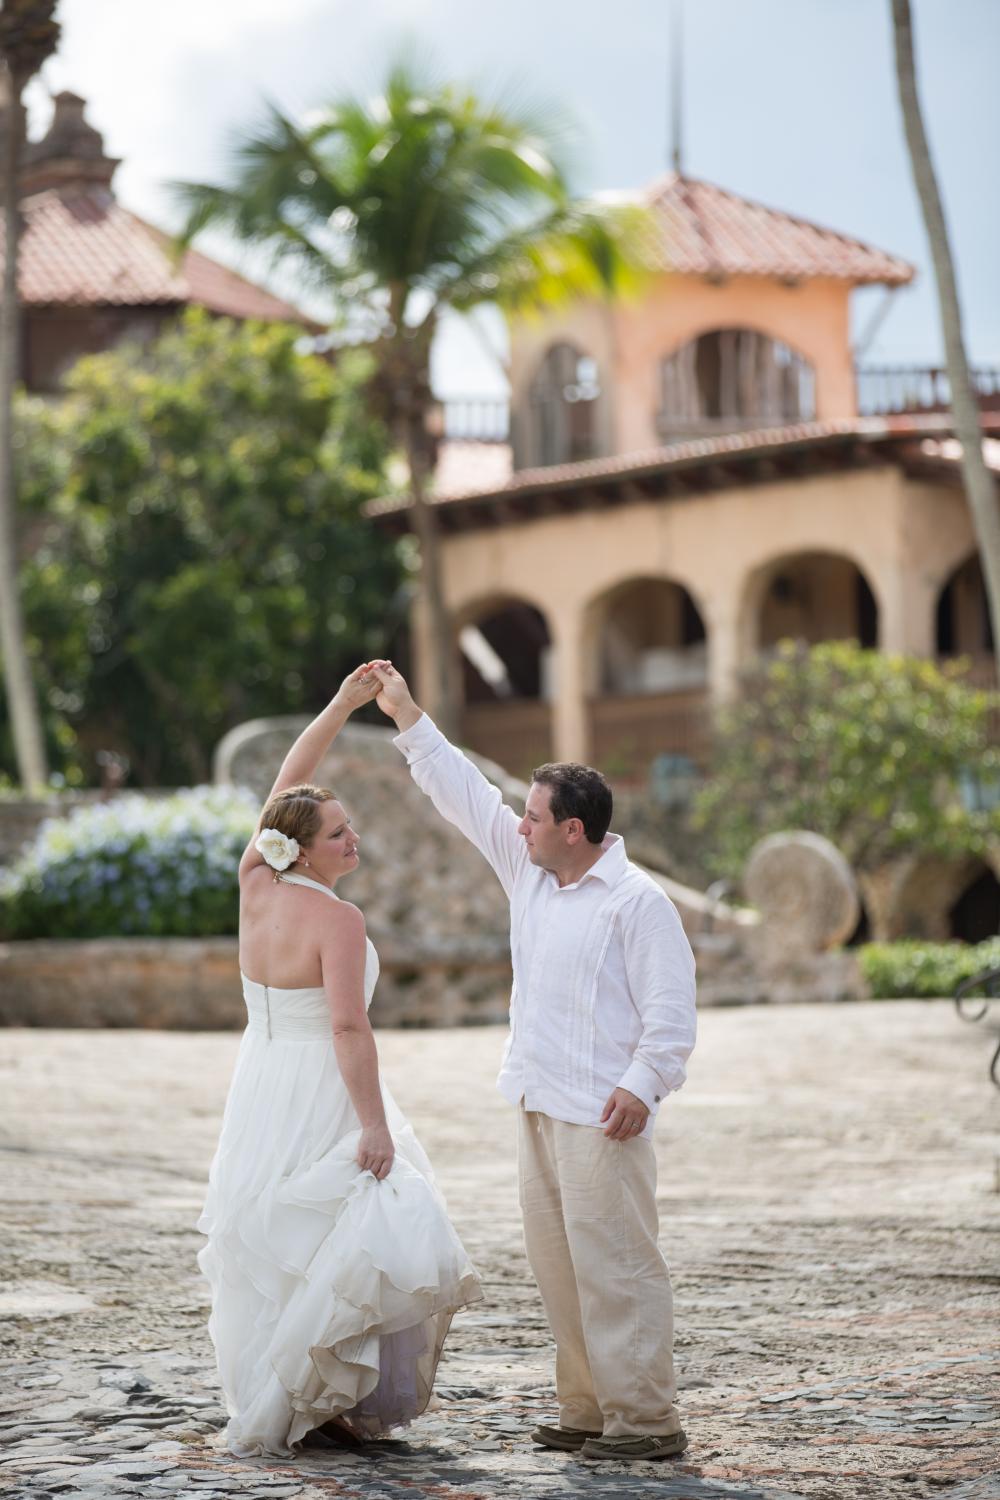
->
[197,663,482,1458]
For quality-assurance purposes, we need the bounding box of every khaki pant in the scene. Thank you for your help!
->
[517,1106,681,1438]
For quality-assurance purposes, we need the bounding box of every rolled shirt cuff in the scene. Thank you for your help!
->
[392,712,437,760]
[618,1058,673,1113]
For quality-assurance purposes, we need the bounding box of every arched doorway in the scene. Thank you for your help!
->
[585,577,710,782]
[751,551,879,653]
[936,553,994,671]
[658,328,816,440]
[949,865,1000,944]
[457,598,554,777]
[525,342,601,467]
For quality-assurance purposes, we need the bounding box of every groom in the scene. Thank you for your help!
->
[369,662,696,1463]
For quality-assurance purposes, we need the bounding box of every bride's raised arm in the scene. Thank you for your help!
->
[237,664,377,880]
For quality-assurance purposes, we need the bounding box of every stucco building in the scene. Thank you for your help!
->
[0,91,311,392]
[373,171,998,790]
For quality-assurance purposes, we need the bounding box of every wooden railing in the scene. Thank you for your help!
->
[460,699,554,781]
[940,653,997,690]
[588,689,712,782]
[856,365,1000,417]
[439,365,1000,454]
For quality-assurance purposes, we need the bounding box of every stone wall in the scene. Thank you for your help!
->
[0,936,514,1029]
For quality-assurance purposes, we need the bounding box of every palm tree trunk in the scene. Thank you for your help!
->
[403,412,458,738]
[891,0,1000,662]
[0,68,48,788]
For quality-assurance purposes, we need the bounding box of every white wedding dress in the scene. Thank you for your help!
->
[197,872,482,1458]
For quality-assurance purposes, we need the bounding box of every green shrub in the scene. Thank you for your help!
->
[859,937,1000,998]
[0,786,257,940]
[694,641,999,880]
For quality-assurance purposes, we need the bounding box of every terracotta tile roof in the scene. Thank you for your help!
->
[433,439,514,496]
[5,185,314,324]
[635,173,914,286]
[368,414,998,523]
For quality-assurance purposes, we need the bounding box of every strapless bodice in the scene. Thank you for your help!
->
[242,934,379,1040]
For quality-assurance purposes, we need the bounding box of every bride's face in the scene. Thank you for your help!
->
[301,799,360,884]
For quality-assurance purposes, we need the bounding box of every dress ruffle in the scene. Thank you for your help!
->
[198,1029,482,1458]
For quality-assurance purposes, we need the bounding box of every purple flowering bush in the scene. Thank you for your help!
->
[0,786,258,940]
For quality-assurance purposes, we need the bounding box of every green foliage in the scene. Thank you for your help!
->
[0,785,257,939]
[5,311,407,785]
[693,641,1000,878]
[859,937,1000,998]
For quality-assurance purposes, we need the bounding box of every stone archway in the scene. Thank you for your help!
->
[742,549,880,657]
[949,863,1000,944]
[456,596,554,778]
[583,576,710,782]
[936,552,994,667]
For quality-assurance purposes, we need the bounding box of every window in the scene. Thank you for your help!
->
[659,329,815,436]
[527,343,600,466]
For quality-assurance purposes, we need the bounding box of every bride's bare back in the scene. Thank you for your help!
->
[238,869,339,989]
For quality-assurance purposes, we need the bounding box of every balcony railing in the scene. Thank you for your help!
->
[439,365,1000,449]
[855,365,1000,417]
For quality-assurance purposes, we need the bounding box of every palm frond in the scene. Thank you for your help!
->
[437,200,654,315]
[168,179,337,293]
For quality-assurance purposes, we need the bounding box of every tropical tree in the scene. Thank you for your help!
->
[890,0,1000,657]
[0,0,59,790]
[6,311,403,786]
[174,61,648,735]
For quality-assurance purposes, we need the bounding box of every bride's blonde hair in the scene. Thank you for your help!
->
[259,784,336,848]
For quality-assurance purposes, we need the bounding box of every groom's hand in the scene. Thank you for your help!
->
[601,1088,649,1140]
[369,662,422,731]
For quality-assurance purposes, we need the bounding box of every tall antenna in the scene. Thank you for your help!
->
[670,0,684,175]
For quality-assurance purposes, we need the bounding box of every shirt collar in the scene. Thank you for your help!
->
[550,832,628,891]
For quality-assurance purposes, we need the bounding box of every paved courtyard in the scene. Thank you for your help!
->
[1,1000,998,1500]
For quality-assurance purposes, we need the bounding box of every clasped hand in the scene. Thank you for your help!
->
[334,660,411,718]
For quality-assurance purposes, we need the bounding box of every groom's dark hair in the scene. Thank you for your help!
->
[531,763,613,845]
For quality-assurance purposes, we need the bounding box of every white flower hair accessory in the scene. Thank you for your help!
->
[255,827,300,872]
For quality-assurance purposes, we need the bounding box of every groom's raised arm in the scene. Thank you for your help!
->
[371,665,525,897]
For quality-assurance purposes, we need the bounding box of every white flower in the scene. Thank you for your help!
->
[255,827,300,871]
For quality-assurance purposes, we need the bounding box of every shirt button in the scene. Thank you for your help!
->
[654,1095,661,1102]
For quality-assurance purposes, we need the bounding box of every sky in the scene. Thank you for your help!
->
[25,0,1000,399]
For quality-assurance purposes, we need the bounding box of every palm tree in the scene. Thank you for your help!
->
[0,0,59,790]
[891,0,1000,663]
[174,62,647,736]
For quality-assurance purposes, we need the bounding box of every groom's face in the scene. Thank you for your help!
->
[518,783,572,869]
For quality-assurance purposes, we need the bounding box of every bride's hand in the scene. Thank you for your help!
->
[333,664,381,715]
[357,1123,394,1180]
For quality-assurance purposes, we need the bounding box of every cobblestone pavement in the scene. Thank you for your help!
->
[1,1001,998,1500]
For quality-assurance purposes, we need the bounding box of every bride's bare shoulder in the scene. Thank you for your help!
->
[324,897,367,938]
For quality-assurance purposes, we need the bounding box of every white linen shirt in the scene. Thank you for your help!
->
[393,714,697,1137]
